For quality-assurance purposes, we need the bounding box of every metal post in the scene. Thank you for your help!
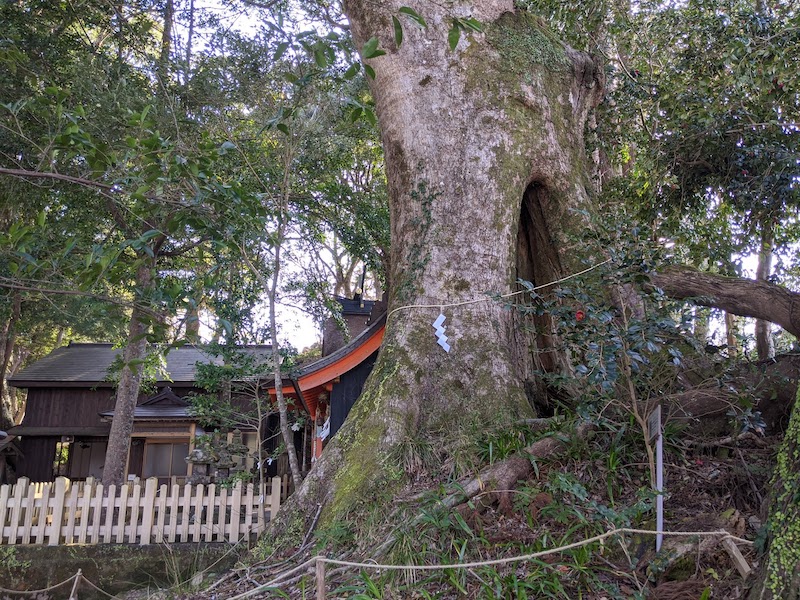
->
[656,424,664,552]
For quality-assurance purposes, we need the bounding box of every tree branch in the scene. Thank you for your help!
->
[0,167,113,190]
[652,265,800,338]
[0,277,162,319]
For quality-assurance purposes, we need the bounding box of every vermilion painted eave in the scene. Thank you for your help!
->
[277,324,385,397]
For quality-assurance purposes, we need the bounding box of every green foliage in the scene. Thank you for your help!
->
[759,385,800,597]
[514,207,698,412]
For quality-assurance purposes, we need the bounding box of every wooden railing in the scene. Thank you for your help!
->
[0,475,287,546]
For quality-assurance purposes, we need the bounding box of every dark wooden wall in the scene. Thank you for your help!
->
[15,384,198,482]
[330,350,378,437]
[19,388,115,428]
[17,437,58,482]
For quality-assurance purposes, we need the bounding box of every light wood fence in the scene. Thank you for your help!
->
[0,475,287,546]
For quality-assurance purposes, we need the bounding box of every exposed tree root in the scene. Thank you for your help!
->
[684,431,769,449]
[441,421,595,514]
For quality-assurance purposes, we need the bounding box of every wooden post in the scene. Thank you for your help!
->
[8,477,26,544]
[49,477,68,545]
[167,483,179,543]
[192,483,204,542]
[723,537,752,578]
[69,569,82,600]
[63,481,80,544]
[218,484,229,542]
[33,482,51,544]
[22,479,37,544]
[229,481,242,543]
[139,478,157,545]
[257,482,266,533]
[0,481,9,544]
[316,559,326,600]
[155,483,168,543]
[90,483,103,544]
[77,478,93,544]
[114,483,129,544]
[204,483,215,542]
[179,483,192,542]
[102,484,116,544]
[128,479,142,543]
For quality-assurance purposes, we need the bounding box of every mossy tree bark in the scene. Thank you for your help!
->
[749,385,800,599]
[269,3,603,540]
[652,265,800,338]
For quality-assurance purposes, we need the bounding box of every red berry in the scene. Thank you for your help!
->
[576,310,586,321]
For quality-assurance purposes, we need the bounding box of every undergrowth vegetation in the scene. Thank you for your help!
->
[292,214,773,599]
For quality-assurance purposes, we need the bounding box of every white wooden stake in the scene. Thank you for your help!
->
[648,406,664,552]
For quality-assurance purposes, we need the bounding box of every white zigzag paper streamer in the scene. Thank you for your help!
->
[432,313,451,352]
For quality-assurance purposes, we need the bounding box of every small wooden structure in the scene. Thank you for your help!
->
[274,310,385,462]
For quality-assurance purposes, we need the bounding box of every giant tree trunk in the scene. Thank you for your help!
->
[270,3,603,538]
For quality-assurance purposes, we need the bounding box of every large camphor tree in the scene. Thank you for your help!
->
[272,0,603,533]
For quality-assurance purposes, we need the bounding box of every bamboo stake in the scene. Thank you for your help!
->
[316,560,326,600]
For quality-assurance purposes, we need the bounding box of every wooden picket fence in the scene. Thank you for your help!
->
[0,475,288,546]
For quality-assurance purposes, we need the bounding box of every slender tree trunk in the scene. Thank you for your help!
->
[157,0,174,82]
[749,385,800,599]
[270,2,603,537]
[0,292,21,430]
[102,263,153,486]
[694,307,709,343]
[237,139,304,491]
[755,220,775,359]
[268,139,303,491]
[269,237,303,491]
[185,0,195,84]
[726,312,739,356]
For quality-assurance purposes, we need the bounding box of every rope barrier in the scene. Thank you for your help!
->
[228,557,318,600]
[74,573,120,599]
[0,572,79,596]
[228,526,750,598]
[317,527,749,571]
[386,258,612,323]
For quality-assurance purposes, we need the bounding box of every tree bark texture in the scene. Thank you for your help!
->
[101,264,152,487]
[652,265,800,339]
[0,292,21,430]
[755,221,775,359]
[749,384,800,600]
[270,3,603,539]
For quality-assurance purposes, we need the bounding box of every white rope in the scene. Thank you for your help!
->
[230,525,750,597]
[386,258,612,323]
[316,527,749,571]
[0,572,80,596]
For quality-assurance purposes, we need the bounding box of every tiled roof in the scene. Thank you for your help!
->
[9,343,273,387]
[336,296,375,316]
[99,406,194,420]
[297,313,385,378]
